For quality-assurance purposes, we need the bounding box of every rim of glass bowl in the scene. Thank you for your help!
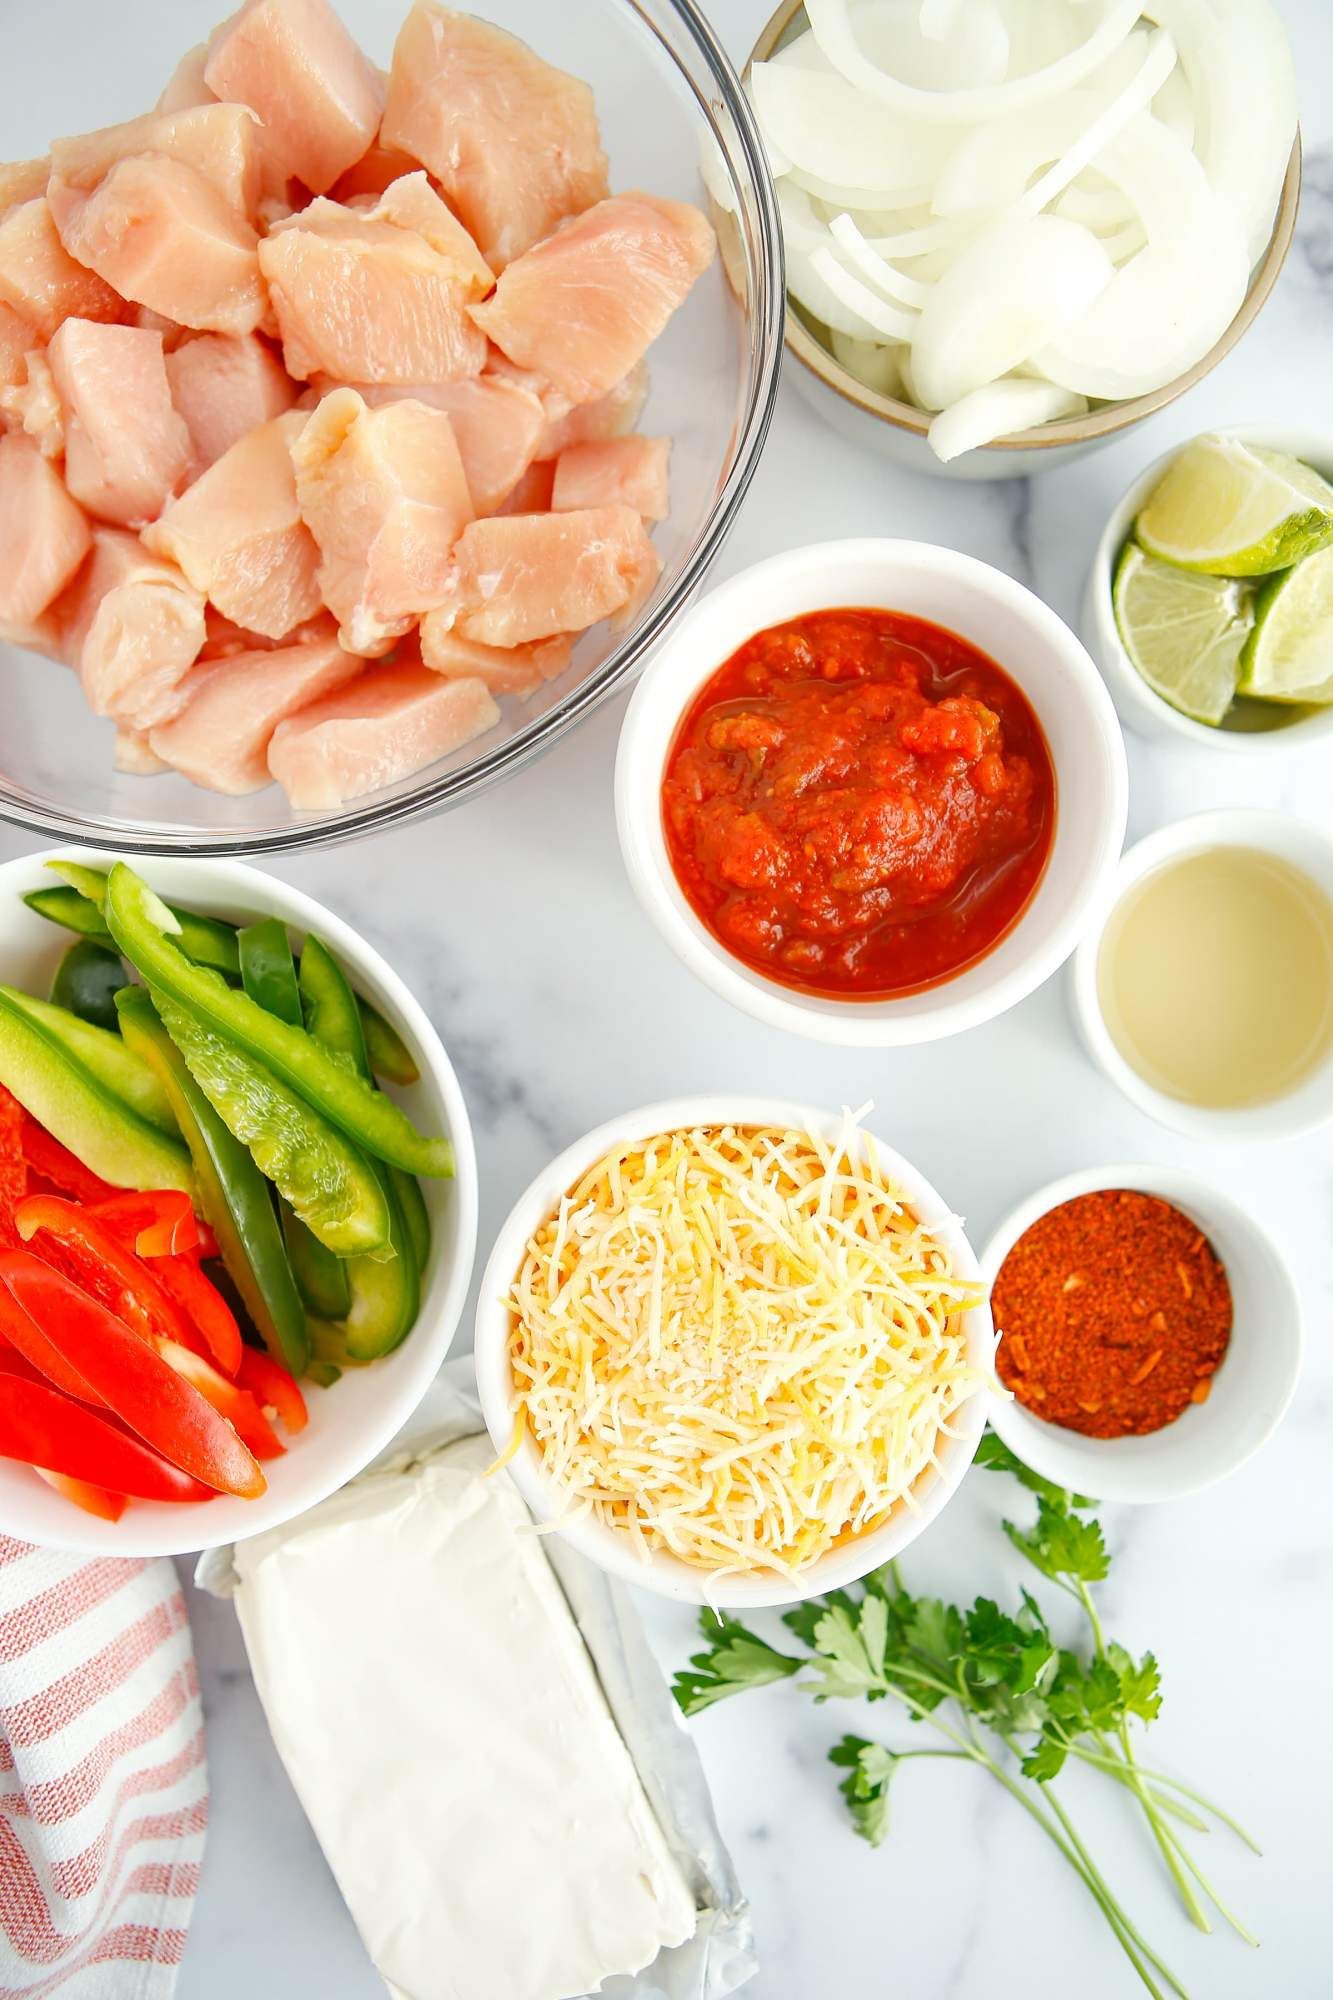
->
[0,0,785,857]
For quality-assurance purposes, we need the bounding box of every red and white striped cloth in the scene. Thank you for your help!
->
[0,1540,207,1999]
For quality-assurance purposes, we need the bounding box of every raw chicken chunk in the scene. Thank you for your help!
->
[114,729,169,775]
[167,332,296,473]
[50,157,266,337]
[552,436,669,522]
[0,199,124,340]
[0,352,64,458]
[267,659,500,809]
[416,622,570,696]
[49,104,262,220]
[48,319,192,528]
[293,389,473,654]
[0,161,51,219]
[60,527,207,729]
[470,194,714,406]
[317,371,544,515]
[156,45,215,115]
[259,175,490,384]
[330,144,420,204]
[497,458,553,516]
[149,628,364,792]
[199,607,335,659]
[382,5,607,270]
[0,304,32,390]
[434,506,661,647]
[143,409,322,639]
[204,0,384,196]
[0,434,91,629]
[537,359,650,458]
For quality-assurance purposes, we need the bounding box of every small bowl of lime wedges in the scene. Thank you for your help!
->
[1084,427,1333,753]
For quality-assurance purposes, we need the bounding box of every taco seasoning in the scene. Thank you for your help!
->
[992,1190,1232,1438]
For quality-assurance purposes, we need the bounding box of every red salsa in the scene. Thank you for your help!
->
[661,608,1056,999]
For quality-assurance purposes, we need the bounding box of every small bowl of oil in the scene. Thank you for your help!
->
[1071,808,1333,1141]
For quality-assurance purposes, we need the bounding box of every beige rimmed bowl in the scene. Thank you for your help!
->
[749,0,1302,482]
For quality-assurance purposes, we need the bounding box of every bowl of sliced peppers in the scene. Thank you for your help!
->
[0,850,477,1554]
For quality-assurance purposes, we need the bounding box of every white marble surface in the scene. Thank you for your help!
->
[4,3,1333,1994]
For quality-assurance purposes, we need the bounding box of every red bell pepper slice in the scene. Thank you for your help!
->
[235,1347,308,1435]
[88,1190,202,1259]
[156,1340,283,1460]
[0,1086,28,1250]
[18,1117,117,1205]
[0,1254,264,1499]
[0,1367,213,1502]
[0,1281,108,1407]
[153,1256,243,1376]
[15,1195,192,1350]
[33,1468,128,1522]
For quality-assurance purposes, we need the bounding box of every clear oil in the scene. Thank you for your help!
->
[1097,846,1333,1109]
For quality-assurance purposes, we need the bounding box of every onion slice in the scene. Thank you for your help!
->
[1020,28,1178,215]
[927,378,1088,461]
[810,247,921,341]
[749,59,953,195]
[829,214,932,308]
[830,329,905,398]
[804,0,1143,124]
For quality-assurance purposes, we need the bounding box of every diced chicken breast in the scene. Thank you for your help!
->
[267,659,500,809]
[470,194,715,406]
[204,0,384,196]
[434,506,660,647]
[416,621,570,696]
[48,319,192,528]
[167,332,296,474]
[149,628,364,793]
[315,371,544,515]
[0,351,64,459]
[50,157,266,338]
[537,359,650,458]
[0,199,124,341]
[0,434,91,628]
[292,388,474,655]
[497,458,553,516]
[552,436,670,522]
[330,143,421,204]
[60,528,207,729]
[0,161,51,219]
[200,606,336,659]
[114,729,169,775]
[0,606,66,661]
[50,104,262,221]
[259,175,490,384]
[0,304,33,390]
[143,409,322,639]
[156,44,215,115]
[132,305,191,350]
[382,5,607,269]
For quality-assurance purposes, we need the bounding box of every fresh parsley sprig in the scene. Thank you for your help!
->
[673,1433,1260,2000]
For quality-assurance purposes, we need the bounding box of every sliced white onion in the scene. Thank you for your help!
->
[829,329,906,398]
[863,0,1010,88]
[749,59,953,195]
[789,166,934,211]
[927,377,1088,460]
[1143,0,1297,261]
[804,0,1143,124]
[829,213,933,308]
[1020,28,1178,215]
[1033,112,1248,398]
[918,0,964,38]
[1151,60,1195,147]
[1054,177,1135,230]
[910,212,1114,409]
[810,246,921,341]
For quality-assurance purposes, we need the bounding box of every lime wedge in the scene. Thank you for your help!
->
[1135,434,1333,577]
[1113,542,1253,725]
[1238,544,1333,704]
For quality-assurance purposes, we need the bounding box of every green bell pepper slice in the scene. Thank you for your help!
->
[239,918,302,1026]
[0,987,175,1135]
[44,861,242,976]
[148,985,390,1259]
[0,990,193,1194]
[357,1000,419,1086]
[51,939,130,1034]
[280,1198,352,1320]
[23,886,115,942]
[105,865,452,1178]
[116,988,309,1375]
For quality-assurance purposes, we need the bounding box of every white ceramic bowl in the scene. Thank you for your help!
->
[1083,425,1333,754]
[0,849,478,1556]
[982,1165,1303,1503]
[1071,808,1333,1141]
[473,1095,994,1607]
[616,539,1129,1046]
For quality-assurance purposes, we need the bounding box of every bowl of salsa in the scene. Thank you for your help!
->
[615,540,1128,1046]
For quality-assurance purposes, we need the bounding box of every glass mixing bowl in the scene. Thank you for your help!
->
[0,0,782,852]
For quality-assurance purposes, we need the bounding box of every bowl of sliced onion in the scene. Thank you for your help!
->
[748,0,1301,477]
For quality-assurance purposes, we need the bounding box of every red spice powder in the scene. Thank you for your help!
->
[992,1190,1232,1438]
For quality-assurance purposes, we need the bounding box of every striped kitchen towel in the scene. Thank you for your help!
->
[0,1540,207,2000]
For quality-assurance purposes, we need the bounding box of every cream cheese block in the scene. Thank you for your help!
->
[232,1435,697,2000]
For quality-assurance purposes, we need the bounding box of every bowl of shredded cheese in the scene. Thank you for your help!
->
[475,1097,993,1606]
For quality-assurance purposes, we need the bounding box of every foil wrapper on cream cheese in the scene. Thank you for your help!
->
[198,1362,755,2000]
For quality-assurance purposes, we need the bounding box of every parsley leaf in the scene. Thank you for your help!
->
[1109,1643,1163,1724]
[829,1736,898,1847]
[671,1609,802,1716]
[1004,1495,1110,1585]
[973,1430,1098,1510]
[807,1603,889,1701]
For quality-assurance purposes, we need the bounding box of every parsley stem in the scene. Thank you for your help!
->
[1063,1745,1209,1832]
[1107,1723,1212,1934]
[1041,1785,1189,2000]
[1067,1748,1260,1854]
[1151,1816,1260,1948]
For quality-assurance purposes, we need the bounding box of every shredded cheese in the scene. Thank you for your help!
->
[507,1117,986,1581]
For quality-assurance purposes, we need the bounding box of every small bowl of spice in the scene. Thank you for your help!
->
[981,1165,1302,1503]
